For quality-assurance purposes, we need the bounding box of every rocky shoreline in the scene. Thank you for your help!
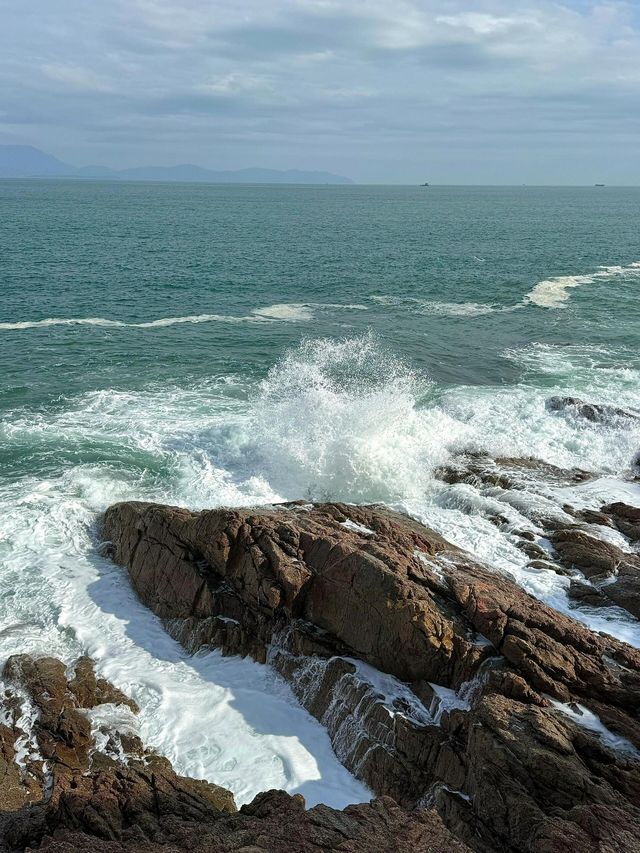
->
[1,654,461,852]
[2,479,640,851]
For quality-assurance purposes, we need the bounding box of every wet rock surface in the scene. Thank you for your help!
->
[101,499,640,852]
[546,396,639,425]
[435,453,594,491]
[433,449,640,626]
[0,654,464,852]
[554,504,640,620]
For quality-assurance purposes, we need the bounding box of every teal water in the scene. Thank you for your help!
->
[0,180,639,805]
[2,182,640,402]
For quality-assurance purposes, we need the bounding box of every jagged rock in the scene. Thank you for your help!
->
[568,580,608,607]
[550,528,624,579]
[527,559,571,576]
[102,500,640,852]
[0,655,464,853]
[516,539,549,560]
[546,396,639,424]
[69,655,139,713]
[435,454,593,492]
[550,526,640,619]
[602,502,640,543]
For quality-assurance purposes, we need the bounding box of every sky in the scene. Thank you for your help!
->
[0,0,639,183]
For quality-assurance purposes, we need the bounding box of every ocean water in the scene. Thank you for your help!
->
[1,180,639,805]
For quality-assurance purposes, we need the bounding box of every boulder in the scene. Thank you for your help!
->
[602,502,640,543]
[101,500,640,852]
[550,526,640,619]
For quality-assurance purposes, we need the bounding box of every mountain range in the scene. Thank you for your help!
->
[0,144,353,185]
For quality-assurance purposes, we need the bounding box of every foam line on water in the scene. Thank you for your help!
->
[524,261,640,308]
[371,295,511,317]
[371,260,640,316]
[0,302,367,331]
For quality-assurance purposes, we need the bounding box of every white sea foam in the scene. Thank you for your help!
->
[371,295,508,317]
[0,471,369,807]
[1,334,640,808]
[417,301,506,317]
[0,302,367,332]
[252,303,367,322]
[371,260,640,316]
[0,314,245,331]
[549,698,640,757]
[524,261,640,308]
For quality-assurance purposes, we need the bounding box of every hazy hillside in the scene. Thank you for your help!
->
[0,145,353,184]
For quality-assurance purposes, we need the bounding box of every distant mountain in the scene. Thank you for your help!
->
[0,144,75,178]
[0,145,353,185]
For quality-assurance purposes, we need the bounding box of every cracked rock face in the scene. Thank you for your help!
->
[101,500,640,853]
[0,654,464,853]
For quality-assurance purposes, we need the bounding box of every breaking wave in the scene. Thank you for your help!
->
[1,333,639,811]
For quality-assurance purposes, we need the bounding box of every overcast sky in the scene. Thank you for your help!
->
[1,0,639,183]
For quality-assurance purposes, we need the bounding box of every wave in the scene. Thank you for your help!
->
[0,302,367,332]
[1,333,640,808]
[524,261,640,308]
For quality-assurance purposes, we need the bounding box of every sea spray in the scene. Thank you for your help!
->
[244,333,447,502]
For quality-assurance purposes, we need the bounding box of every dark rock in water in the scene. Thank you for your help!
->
[514,529,537,541]
[546,396,638,424]
[573,507,615,528]
[550,527,623,579]
[569,579,608,607]
[0,655,464,853]
[527,559,571,576]
[516,539,549,560]
[435,453,594,494]
[100,500,640,853]
[69,654,139,712]
[602,501,640,543]
[550,524,640,619]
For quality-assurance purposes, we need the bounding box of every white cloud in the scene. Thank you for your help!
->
[1,0,639,181]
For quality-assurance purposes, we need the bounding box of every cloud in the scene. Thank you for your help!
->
[0,0,639,181]
[41,64,114,92]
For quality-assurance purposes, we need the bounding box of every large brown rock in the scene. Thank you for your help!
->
[602,502,640,543]
[551,524,640,619]
[102,500,640,852]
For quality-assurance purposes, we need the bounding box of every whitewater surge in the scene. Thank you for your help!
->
[1,333,639,806]
[0,465,369,807]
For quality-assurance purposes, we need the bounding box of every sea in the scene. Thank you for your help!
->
[1,180,639,807]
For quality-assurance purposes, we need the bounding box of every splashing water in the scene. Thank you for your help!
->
[1,331,639,810]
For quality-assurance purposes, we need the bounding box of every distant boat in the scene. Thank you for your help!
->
[595,183,605,187]
[421,182,430,186]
